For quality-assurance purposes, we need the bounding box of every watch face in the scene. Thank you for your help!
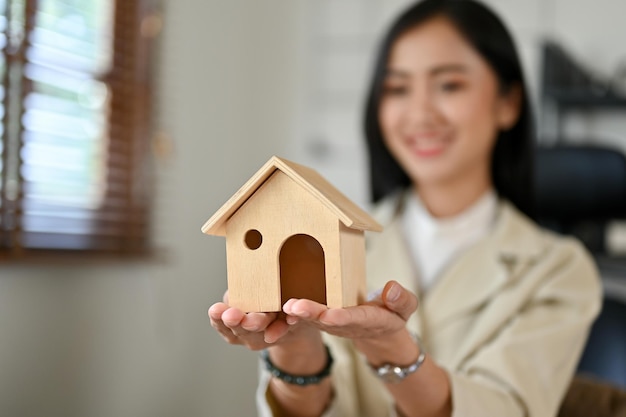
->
[378,365,405,383]
[371,334,426,383]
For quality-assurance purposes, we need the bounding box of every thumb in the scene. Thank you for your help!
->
[382,281,418,321]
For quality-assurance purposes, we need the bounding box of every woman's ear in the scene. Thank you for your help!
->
[496,84,522,130]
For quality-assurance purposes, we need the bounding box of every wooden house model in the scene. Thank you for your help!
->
[202,156,382,312]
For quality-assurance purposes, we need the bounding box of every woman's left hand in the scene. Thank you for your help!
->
[282,280,417,341]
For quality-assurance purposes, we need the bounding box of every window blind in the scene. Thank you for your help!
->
[0,0,155,257]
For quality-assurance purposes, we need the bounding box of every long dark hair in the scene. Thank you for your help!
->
[364,0,534,218]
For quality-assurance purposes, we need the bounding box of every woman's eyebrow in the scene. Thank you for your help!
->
[429,63,468,76]
[384,64,469,79]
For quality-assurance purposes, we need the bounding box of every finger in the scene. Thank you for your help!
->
[264,318,290,344]
[221,307,246,329]
[382,281,418,321]
[208,303,275,349]
[283,298,328,320]
[222,290,229,304]
[240,312,278,332]
[208,303,243,344]
[208,302,229,321]
[208,303,231,332]
[218,330,241,345]
[286,298,390,334]
[319,304,382,328]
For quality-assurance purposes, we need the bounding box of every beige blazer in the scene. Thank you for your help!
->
[257,194,602,417]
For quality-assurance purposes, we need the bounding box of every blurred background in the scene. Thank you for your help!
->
[0,0,624,416]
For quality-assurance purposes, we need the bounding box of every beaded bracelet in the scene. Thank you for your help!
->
[261,345,334,386]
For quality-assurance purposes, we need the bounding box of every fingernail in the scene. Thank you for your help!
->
[386,283,401,302]
[282,299,294,314]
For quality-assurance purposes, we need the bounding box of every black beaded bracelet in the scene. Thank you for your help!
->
[261,345,334,386]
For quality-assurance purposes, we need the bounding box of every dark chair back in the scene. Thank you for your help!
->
[577,297,626,388]
[534,144,626,389]
[534,144,626,253]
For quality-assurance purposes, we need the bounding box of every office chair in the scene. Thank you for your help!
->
[535,144,626,415]
[534,144,626,254]
[577,297,626,388]
[534,144,626,389]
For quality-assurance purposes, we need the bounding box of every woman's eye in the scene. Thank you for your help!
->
[439,81,464,92]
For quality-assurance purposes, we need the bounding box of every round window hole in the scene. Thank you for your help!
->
[244,229,263,250]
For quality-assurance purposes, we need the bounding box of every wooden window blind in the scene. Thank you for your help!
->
[0,0,156,258]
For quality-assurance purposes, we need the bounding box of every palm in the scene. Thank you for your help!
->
[282,280,417,340]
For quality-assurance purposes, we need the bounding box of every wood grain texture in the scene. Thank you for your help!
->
[204,156,380,312]
[202,156,382,236]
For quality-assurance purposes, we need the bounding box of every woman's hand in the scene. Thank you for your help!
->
[282,280,418,340]
[210,291,333,417]
[208,291,321,351]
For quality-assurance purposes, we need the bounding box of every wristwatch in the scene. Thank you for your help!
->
[369,334,426,384]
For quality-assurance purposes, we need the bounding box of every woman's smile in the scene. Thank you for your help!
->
[405,130,453,159]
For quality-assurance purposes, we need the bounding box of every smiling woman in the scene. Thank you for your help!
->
[0,0,158,257]
[208,1,602,416]
[377,16,522,218]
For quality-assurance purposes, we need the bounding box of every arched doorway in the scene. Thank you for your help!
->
[279,234,327,306]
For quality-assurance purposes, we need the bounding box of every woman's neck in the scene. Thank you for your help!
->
[414,175,493,219]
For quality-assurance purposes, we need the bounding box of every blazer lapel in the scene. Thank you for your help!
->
[365,196,546,352]
[422,201,545,331]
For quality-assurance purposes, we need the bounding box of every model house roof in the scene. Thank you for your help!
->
[202,156,383,236]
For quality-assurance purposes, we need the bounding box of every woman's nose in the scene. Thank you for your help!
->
[404,89,439,126]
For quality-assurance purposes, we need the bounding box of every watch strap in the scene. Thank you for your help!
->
[370,333,426,383]
[261,345,334,386]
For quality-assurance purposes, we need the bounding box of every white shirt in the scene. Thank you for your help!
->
[401,190,498,293]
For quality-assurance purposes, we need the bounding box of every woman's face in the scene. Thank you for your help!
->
[379,17,520,191]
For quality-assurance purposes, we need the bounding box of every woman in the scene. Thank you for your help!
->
[209,1,602,416]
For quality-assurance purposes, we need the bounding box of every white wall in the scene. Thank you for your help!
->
[0,1,302,416]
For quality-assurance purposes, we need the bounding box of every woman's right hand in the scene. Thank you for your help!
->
[208,291,322,352]
[210,291,332,416]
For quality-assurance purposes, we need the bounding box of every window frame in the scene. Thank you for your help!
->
[0,0,159,260]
